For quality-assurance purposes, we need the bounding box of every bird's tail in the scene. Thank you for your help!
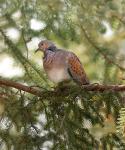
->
[82,76,90,85]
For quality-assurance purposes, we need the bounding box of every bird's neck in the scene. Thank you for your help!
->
[47,45,57,51]
[43,47,56,60]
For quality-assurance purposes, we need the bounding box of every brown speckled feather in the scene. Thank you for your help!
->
[67,52,89,85]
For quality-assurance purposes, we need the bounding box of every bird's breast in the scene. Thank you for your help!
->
[43,51,70,83]
[45,68,70,83]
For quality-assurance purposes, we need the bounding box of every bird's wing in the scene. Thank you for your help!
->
[67,52,89,85]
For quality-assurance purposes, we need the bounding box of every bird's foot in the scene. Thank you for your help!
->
[53,81,71,93]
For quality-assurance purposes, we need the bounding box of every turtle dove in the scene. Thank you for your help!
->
[35,40,89,86]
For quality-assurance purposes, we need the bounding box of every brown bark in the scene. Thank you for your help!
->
[82,84,125,92]
[0,79,125,97]
[0,79,42,97]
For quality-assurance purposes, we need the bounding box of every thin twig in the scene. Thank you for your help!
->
[110,12,125,25]
[79,25,125,71]
[21,29,29,59]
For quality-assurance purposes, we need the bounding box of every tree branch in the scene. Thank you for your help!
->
[0,79,125,98]
[82,84,125,92]
[0,79,43,97]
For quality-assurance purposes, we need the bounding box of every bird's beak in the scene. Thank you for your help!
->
[35,48,40,53]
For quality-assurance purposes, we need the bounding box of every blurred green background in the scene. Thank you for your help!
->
[0,0,125,149]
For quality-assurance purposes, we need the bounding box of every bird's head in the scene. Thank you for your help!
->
[35,40,56,53]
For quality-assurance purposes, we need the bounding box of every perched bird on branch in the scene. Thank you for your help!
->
[35,40,89,86]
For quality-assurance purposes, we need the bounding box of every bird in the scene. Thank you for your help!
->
[35,40,89,86]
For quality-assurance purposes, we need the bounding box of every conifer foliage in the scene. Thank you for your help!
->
[0,0,125,149]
